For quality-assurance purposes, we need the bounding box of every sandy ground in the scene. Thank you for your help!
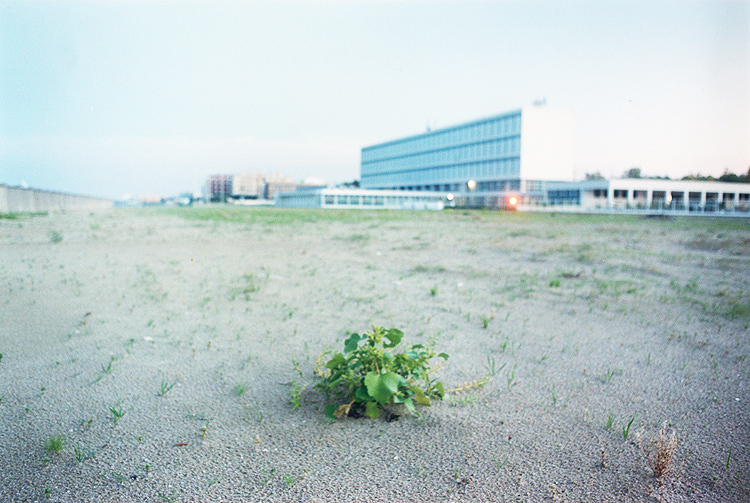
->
[0,207,748,502]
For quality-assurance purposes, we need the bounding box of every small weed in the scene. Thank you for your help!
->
[641,421,678,479]
[74,444,95,463]
[110,406,126,424]
[101,354,118,374]
[158,377,176,396]
[199,422,209,440]
[48,231,63,244]
[44,435,64,453]
[261,465,276,485]
[430,286,438,297]
[283,473,301,486]
[551,385,557,405]
[232,382,247,396]
[605,413,614,430]
[316,327,448,419]
[480,315,490,329]
[157,492,178,503]
[622,416,635,441]
[493,452,508,471]
[599,368,622,384]
[726,447,732,469]
[483,356,506,376]
[549,278,561,287]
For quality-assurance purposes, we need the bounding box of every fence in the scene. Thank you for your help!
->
[0,185,113,213]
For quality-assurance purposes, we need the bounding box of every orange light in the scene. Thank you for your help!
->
[508,196,518,206]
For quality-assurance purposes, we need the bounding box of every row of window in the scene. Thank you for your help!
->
[361,137,522,175]
[362,113,522,163]
[362,158,522,188]
[320,193,446,207]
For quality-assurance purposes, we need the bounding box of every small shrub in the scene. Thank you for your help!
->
[316,326,448,419]
[641,421,679,479]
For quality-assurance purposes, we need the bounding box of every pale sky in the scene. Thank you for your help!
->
[1,0,748,199]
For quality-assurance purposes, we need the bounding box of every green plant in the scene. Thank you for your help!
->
[158,377,176,396]
[316,326,448,419]
[48,230,63,244]
[622,416,635,441]
[261,464,276,485]
[110,406,126,424]
[483,356,506,376]
[549,278,561,287]
[283,473,301,486]
[44,435,64,453]
[289,359,308,410]
[605,413,614,430]
[232,382,247,396]
[74,444,94,463]
[599,368,621,384]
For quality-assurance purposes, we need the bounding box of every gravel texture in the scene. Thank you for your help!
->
[0,207,748,502]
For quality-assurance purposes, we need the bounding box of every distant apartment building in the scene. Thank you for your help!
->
[260,173,295,200]
[203,173,304,202]
[361,106,574,207]
[232,173,265,199]
[204,175,233,202]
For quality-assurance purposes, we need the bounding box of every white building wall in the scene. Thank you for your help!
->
[519,107,575,182]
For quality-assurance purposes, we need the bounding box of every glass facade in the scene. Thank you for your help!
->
[361,110,523,190]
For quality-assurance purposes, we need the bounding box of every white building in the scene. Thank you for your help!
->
[275,187,454,210]
[361,106,574,206]
[545,178,750,214]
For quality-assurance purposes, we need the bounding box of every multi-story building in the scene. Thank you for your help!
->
[232,173,265,199]
[360,106,574,207]
[204,175,233,202]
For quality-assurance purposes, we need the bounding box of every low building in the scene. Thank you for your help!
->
[275,187,454,210]
[543,179,750,214]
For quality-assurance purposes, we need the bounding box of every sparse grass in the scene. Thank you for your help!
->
[232,382,247,396]
[599,368,622,384]
[158,377,177,396]
[44,435,64,453]
[110,406,126,424]
[483,356,506,376]
[74,444,95,463]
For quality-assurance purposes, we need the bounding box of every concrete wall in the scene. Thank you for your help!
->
[0,185,113,213]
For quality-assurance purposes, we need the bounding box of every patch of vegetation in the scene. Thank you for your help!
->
[315,327,448,419]
[44,435,64,453]
[0,211,47,220]
[48,230,63,243]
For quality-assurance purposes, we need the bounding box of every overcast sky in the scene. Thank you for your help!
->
[1,0,748,199]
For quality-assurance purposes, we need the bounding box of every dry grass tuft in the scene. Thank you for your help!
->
[641,421,679,479]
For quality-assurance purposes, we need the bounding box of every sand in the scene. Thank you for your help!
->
[0,207,748,502]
